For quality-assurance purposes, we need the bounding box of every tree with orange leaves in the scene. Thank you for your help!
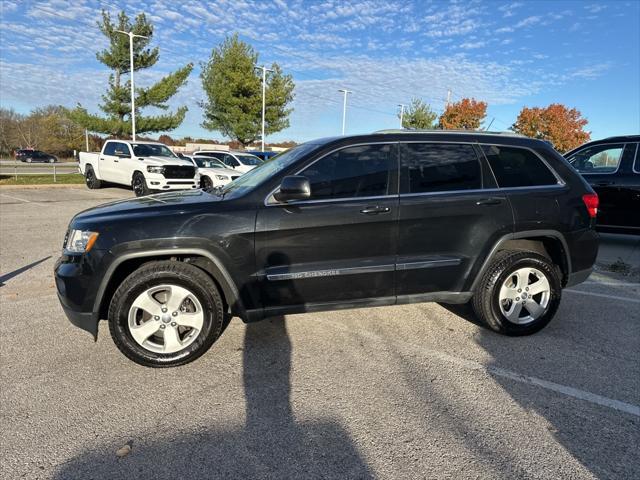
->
[439,98,487,130]
[511,104,590,152]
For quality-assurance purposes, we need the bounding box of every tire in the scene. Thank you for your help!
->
[108,261,225,367]
[201,175,213,190]
[132,171,150,197]
[49,158,55,163]
[472,250,561,336]
[85,165,102,189]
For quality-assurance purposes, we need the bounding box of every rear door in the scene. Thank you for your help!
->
[255,143,399,312]
[396,142,513,296]
[98,141,121,183]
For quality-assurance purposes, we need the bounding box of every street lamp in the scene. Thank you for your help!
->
[116,30,148,141]
[255,65,273,152]
[338,88,352,135]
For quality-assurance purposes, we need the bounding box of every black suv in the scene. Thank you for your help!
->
[55,131,599,367]
[564,135,639,234]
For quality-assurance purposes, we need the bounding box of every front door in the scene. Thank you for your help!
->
[396,142,513,296]
[255,143,399,313]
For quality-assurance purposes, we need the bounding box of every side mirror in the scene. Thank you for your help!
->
[274,176,311,202]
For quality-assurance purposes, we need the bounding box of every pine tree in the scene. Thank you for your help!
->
[68,10,193,137]
[200,34,295,146]
[400,98,438,129]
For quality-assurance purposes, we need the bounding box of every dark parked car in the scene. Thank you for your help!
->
[14,148,34,161]
[565,135,639,234]
[19,150,57,163]
[55,131,599,367]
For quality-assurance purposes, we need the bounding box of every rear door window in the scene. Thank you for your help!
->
[482,145,558,187]
[301,144,395,200]
[567,144,624,174]
[400,143,481,194]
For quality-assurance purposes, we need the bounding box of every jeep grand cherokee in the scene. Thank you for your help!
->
[55,131,599,367]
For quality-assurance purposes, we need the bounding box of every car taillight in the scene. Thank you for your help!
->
[582,193,599,218]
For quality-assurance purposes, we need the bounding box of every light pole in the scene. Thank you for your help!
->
[398,103,406,129]
[338,88,352,135]
[255,65,273,152]
[116,30,148,141]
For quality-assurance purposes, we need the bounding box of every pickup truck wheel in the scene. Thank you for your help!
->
[85,165,102,189]
[108,261,225,367]
[472,250,561,336]
[201,175,213,190]
[132,172,150,197]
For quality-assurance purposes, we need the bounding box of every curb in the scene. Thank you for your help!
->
[0,184,86,190]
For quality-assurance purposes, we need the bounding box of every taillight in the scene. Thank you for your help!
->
[582,193,599,218]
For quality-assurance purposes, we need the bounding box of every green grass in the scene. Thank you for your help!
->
[0,174,85,185]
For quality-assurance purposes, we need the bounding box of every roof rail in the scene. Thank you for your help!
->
[373,128,525,137]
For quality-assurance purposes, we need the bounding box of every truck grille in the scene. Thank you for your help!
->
[162,166,196,179]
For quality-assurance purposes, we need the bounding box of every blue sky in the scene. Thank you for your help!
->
[1,0,638,143]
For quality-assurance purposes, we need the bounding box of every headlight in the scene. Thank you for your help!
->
[215,175,229,181]
[65,229,99,253]
[147,166,165,174]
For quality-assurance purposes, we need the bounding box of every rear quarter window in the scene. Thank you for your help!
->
[482,145,558,188]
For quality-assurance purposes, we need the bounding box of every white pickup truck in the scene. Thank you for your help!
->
[79,140,199,197]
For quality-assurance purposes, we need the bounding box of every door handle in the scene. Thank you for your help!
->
[113,159,119,162]
[476,198,503,206]
[99,157,104,161]
[360,206,390,215]
[595,181,613,186]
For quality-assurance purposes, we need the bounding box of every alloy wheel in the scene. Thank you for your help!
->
[498,267,550,325]
[127,284,204,354]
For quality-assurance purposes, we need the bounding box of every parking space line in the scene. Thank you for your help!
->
[584,280,640,287]
[565,289,640,304]
[0,193,44,206]
[425,349,640,417]
[328,320,640,417]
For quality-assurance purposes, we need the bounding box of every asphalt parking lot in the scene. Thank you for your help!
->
[0,186,638,480]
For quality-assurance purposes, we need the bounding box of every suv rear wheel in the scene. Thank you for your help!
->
[108,261,225,367]
[85,165,102,189]
[472,250,561,335]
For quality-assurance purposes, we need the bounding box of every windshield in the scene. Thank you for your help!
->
[221,143,319,198]
[235,154,263,166]
[194,157,226,169]
[132,144,176,158]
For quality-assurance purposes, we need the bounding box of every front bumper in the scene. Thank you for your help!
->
[145,173,200,191]
[55,254,103,339]
[58,296,100,340]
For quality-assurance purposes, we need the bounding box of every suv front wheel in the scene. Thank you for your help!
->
[473,250,561,335]
[108,261,225,367]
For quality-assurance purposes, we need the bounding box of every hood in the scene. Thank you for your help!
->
[71,189,223,228]
[142,156,194,167]
[198,166,239,176]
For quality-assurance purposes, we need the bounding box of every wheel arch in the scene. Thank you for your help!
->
[95,249,244,323]
[470,230,571,291]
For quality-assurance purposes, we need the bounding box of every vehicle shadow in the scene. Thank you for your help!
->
[52,317,373,480]
[0,255,50,286]
[441,301,640,479]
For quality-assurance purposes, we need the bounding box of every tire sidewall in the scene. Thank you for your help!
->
[489,255,561,335]
[132,172,148,197]
[85,167,94,188]
[110,270,221,366]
